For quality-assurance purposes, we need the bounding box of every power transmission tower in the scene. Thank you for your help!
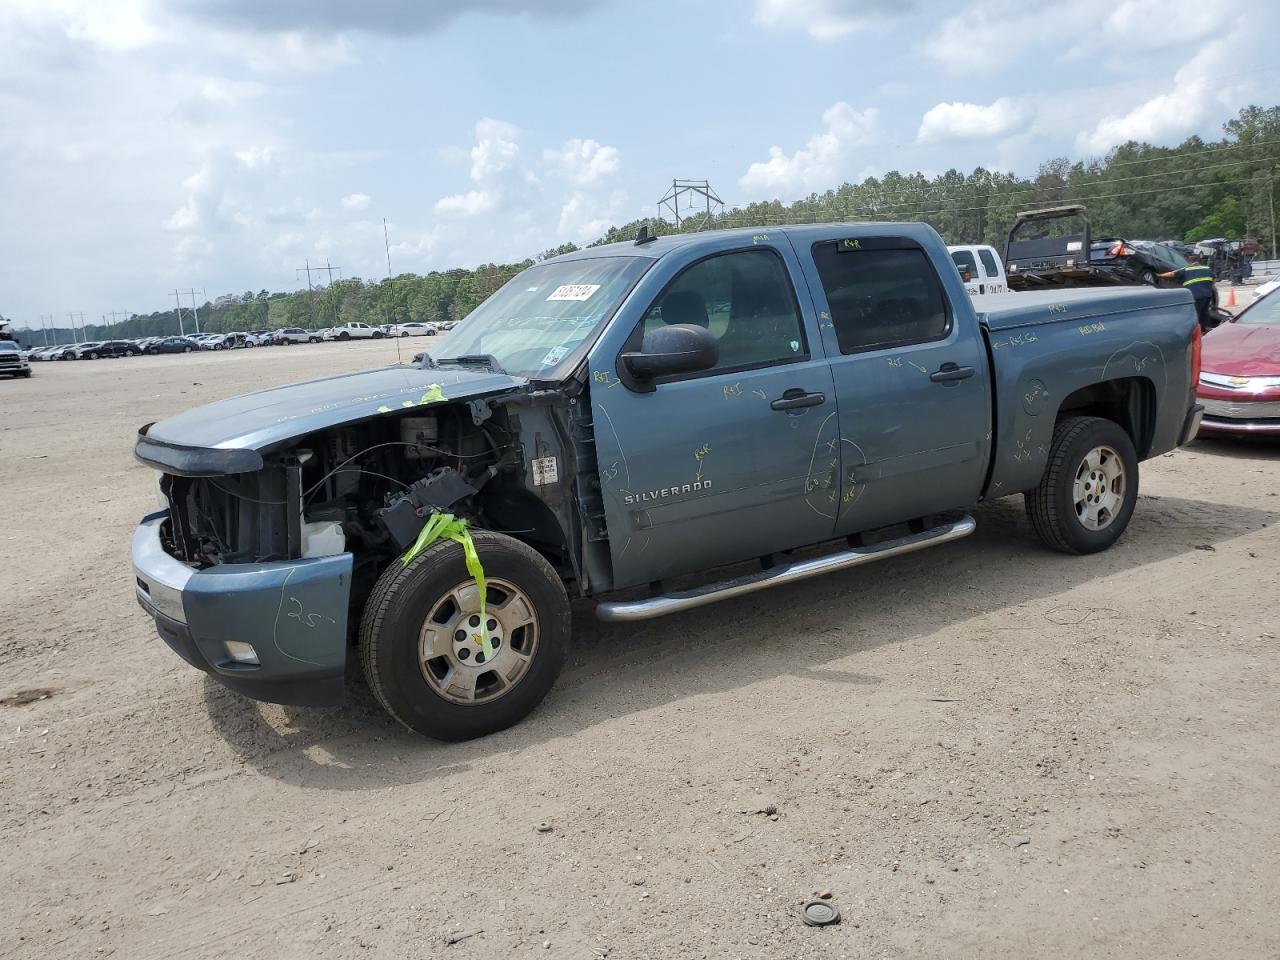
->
[108,310,131,327]
[296,260,341,328]
[39,313,54,346]
[66,311,86,341]
[171,289,203,335]
[657,179,724,231]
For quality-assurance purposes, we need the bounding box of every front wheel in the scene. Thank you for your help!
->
[1025,416,1138,555]
[360,532,570,741]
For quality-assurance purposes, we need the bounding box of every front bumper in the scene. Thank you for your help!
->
[132,511,353,706]
[1197,416,1280,436]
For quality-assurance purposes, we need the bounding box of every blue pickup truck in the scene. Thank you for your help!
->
[131,223,1204,739]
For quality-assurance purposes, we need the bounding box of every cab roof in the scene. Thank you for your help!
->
[548,222,943,262]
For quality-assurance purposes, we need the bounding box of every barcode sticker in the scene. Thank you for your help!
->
[546,284,600,302]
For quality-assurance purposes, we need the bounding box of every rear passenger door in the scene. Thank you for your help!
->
[799,236,992,537]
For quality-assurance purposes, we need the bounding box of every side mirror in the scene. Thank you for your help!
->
[620,323,718,387]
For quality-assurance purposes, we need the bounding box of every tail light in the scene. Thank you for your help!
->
[1190,322,1202,387]
[1109,242,1134,257]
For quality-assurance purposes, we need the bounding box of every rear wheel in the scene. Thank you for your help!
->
[309,336,320,343]
[1140,268,1157,286]
[1025,416,1138,554]
[360,532,570,740]
[338,331,351,341]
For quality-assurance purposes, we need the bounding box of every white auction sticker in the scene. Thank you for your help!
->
[531,456,559,485]
[546,284,601,302]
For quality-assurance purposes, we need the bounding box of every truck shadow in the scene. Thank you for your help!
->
[204,490,1277,788]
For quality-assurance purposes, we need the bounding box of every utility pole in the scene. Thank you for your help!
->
[39,313,53,345]
[1269,169,1276,260]
[318,260,342,285]
[383,218,393,278]
[66,311,86,341]
[108,310,131,328]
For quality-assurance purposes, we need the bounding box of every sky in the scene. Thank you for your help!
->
[2,0,1277,328]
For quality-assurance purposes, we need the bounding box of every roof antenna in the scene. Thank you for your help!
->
[634,221,657,246]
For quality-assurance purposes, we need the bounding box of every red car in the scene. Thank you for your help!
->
[1196,287,1280,436]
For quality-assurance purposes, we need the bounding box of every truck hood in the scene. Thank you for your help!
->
[1201,322,1280,377]
[143,364,526,452]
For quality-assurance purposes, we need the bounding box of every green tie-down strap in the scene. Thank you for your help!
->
[401,513,491,659]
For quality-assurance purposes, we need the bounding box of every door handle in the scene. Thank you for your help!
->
[771,389,826,411]
[930,362,975,383]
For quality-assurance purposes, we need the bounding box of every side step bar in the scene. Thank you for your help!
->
[595,515,976,623]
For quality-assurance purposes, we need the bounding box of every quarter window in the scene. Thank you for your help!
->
[812,241,952,354]
[638,248,806,374]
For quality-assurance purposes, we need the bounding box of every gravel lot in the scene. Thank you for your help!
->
[2,339,1277,959]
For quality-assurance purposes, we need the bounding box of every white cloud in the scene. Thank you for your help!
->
[739,102,878,196]
[557,190,621,241]
[163,196,199,231]
[543,138,620,185]
[469,117,521,181]
[917,97,1030,143]
[1076,36,1232,154]
[200,76,266,105]
[921,4,1026,74]
[341,192,371,211]
[1104,0,1215,50]
[434,189,499,217]
[753,0,911,40]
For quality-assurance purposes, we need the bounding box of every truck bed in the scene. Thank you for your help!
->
[972,287,1197,499]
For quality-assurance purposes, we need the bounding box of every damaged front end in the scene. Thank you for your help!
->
[131,366,582,706]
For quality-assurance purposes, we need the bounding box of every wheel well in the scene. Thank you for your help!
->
[1056,377,1156,457]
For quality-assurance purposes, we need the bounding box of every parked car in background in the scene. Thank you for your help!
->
[436,320,457,332]
[324,321,383,341]
[26,345,58,361]
[1196,284,1280,436]
[91,339,141,357]
[948,244,1008,295]
[0,340,32,378]
[274,327,320,344]
[145,337,199,355]
[1251,277,1280,301]
[390,321,436,337]
[68,341,108,359]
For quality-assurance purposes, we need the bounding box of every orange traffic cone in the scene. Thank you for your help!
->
[1227,287,1236,307]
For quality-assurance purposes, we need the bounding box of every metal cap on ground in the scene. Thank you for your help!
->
[801,900,841,926]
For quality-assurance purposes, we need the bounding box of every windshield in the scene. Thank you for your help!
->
[1238,289,1280,325]
[0,341,17,351]
[429,256,651,377]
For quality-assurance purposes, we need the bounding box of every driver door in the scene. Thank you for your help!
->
[590,241,837,590]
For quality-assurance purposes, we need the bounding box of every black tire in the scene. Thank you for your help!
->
[1025,416,1139,555]
[372,331,385,339]
[360,532,570,741]
[183,346,192,353]
[88,352,98,359]
[19,369,32,378]
[1139,269,1157,286]
[309,336,320,343]
[338,331,351,341]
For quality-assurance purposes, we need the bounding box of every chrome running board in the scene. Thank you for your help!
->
[595,514,976,623]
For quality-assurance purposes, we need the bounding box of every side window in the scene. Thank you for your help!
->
[812,240,952,354]
[977,248,1000,277]
[950,249,978,279]
[639,248,806,374]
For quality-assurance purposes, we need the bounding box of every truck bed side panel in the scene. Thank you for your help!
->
[978,288,1196,497]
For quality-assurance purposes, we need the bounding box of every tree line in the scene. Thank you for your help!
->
[16,105,1280,347]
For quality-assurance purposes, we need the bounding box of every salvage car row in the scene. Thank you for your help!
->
[23,321,454,362]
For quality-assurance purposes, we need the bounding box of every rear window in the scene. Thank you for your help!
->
[978,248,1000,276]
[950,250,978,276]
[813,240,952,354]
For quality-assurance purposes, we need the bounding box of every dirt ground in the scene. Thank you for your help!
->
[1,339,1277,960]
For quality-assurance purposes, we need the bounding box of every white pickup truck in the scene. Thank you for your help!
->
[948,244,1008,296]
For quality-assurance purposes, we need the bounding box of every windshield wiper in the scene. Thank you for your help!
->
[435,354,507,374]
